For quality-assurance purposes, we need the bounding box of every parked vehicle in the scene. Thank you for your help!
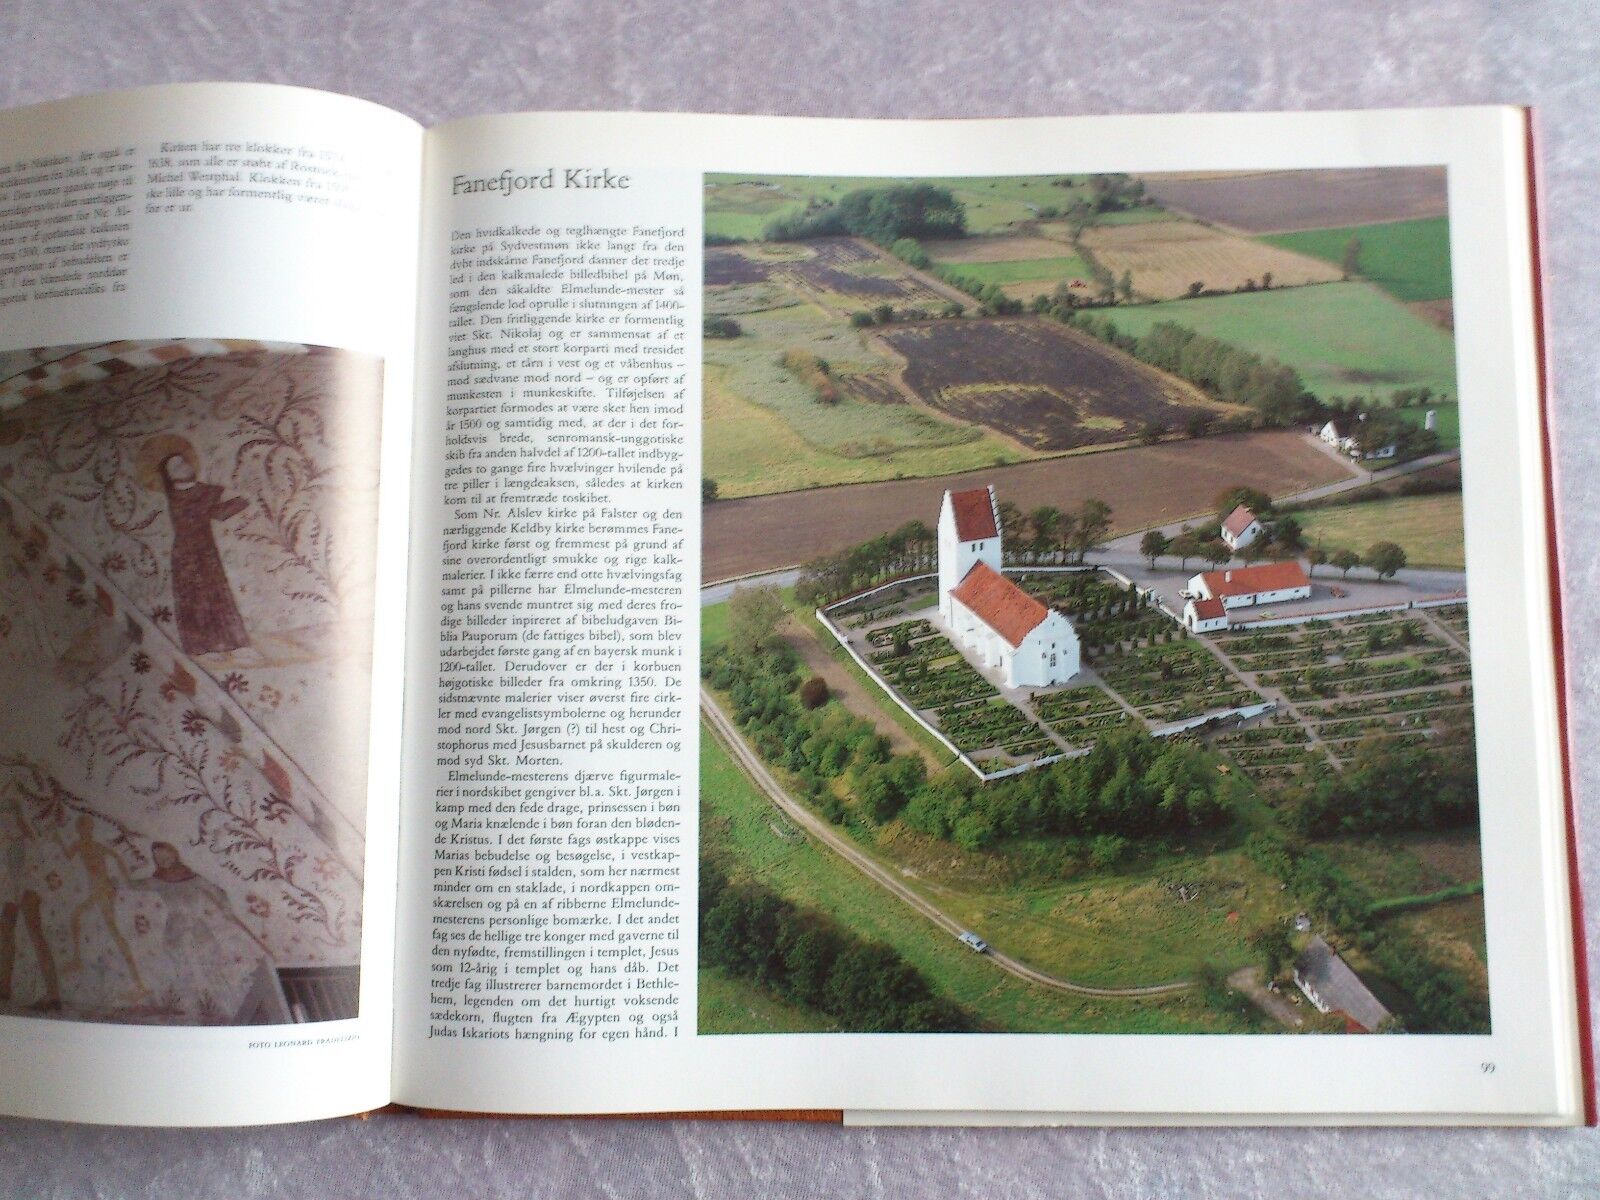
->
[958,931,989,954]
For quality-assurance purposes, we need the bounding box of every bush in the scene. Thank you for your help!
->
[702,315,742,339]
[799,676,830,709]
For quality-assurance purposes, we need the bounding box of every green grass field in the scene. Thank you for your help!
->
[1261,217,1453,303]
[1105,281,1459,402]
[935,255,1095,286]
[699,725,1251,1033]
[1293,491,1465,569]
[705,173,1171,239]
[702,296,1031,498]
[1394,401,1460,449]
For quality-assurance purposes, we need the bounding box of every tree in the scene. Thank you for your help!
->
[1138,420,1167,446]
[727,585,787,656]
[1214,486,1272,521]
[1029,506,1062,563]
[1202,539,1231,569]
[872,302,895,325]
[1170,527,1202,570]
[1186,280,1204,298]
[1365,540,1407,580]
[1069,498,1113,563]
[799,676,830,709]
[1307,545,1328,578]
[1341,235,1363,280]
[1331,548,1361,578]
[1260,270,1273,290]
[1139,530,1170,569]
[1184,411,1214,440]
[849,310,873,328]
[1271,515,1305,553]
[1117,268,1133,302]
[1246,922,1294,980]
[702,477,719,503]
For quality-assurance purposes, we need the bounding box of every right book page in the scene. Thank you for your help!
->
[393,106,1585,1124]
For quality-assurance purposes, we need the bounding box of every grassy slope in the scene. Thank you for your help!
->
[1260,217,1453,303]
[699,726,1244,1033]
[1293,491,1465,569]
[1104,281,1459,401]
[1394,401,1460,450]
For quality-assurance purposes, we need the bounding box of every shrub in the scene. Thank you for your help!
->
[799,676,830,709]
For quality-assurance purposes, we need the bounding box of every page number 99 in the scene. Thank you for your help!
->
[1481,1062,1497,1074]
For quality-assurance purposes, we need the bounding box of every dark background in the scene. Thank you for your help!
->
[2,1,1597,1194]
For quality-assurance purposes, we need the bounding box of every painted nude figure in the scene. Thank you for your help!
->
[138,436,250,658]
[0,791,62,1012]
[57,813,147,995]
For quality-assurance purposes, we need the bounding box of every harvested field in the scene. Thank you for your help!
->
[703,428,1355,580]
[875,318,1228,451]
[778,238,949,310]
[1080,220,1341,301]
[1140,168,1448,234]
[925,234,1080,263]
[704,247,775,286]
[836,372,906,405]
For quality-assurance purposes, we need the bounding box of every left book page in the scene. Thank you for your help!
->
[0,83,422,1126]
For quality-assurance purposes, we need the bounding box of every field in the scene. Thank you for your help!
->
[702,428,1354,581]
[874,317,1232,451]
[1292,491,1466,569]
[705,173,1167,239]
[1139,167,1448,234]
[1262,217,1453,303]
[1104,281,1459,402]
[1080,220,1342,301]
[699,724,1245,1033]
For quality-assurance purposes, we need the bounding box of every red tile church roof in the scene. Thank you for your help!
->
[949,562,1049,648]
[948,487,998,541]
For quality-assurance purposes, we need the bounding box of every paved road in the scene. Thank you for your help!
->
[701,687,1190,1000]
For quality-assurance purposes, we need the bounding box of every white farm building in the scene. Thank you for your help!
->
[1220,504,1264,552]
[937,486,1079,689]
[1187,560,1311,609]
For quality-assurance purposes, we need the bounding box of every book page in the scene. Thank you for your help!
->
[393,108,1582,1124]
[0,83,422,1126]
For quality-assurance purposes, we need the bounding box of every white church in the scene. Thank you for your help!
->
[937,485,1080,689]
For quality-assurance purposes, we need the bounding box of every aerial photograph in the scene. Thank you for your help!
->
[696,167,1483,1037]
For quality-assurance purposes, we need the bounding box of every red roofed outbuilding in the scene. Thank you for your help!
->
[1187,560,1311,609]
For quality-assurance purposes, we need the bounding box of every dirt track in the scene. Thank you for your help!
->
[703,429,1354,582]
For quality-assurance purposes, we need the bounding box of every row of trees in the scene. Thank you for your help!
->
[700,861,976,1032]
[794,499,1115,608]
[1275,722,1479,838]
[763,183,968,246]
[900,725,1242,852]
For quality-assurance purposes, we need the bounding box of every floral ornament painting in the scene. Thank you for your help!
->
[0,340,382,1026]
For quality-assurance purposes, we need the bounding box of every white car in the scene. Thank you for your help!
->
[958,931,989,954]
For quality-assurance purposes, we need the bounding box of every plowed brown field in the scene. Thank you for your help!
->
[703,429,1355,581]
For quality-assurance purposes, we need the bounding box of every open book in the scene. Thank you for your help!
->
[0,84,1588,1127]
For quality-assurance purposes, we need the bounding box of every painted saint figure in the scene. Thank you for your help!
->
[129,842,271,968]
[139,436,250,658]
[0,792,62,1012]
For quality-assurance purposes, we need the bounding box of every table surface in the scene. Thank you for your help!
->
[3,1,1599,1194]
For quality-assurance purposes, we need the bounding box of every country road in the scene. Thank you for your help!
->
[700,687,1190,1000]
